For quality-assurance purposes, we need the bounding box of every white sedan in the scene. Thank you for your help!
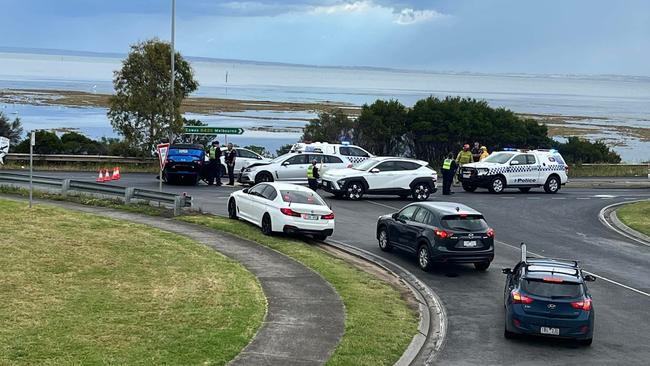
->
[228,182,335,240]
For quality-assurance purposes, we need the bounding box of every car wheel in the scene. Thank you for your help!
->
[313,233,328,241]
[255,171,274,184]
[412,183,431,201]
[488,176,506,193]
[462,184,477,192]
[578,338,593,346]
[518,187,531,193]
[474,261,490,271]
[378,227,392,252]
[417,244,432,271]
[228,198,238,220]
[261,214,273,236]
[544,175,560,194]
[346,182,364,200]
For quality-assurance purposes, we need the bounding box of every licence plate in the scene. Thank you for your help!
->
[540,327,560,336]
[463,240,477,248]
[302,214,319,220]
[462,172,471,178]
[323,181,330,187]
[179,149,188,154]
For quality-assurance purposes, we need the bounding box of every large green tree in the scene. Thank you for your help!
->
[301,109,354,143]
[0,112,23,144]
[354,100,408,156]
[108,39,198,156]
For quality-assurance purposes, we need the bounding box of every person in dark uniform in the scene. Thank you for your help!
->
[207,140,222,186]
[441,153,458,195]
[224,143,237,185]
[471,141,482,162]
[307,159,320,191]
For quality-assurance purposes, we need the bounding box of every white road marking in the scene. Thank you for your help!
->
[527,197,541,200]
[593,195,616,198]
[496,240,650,298]
[366,200,402,210]
[500,197,515,199]
[576,197,591,200]
[552,197,566,200]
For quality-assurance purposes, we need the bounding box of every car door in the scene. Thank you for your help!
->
[390,205,419,251]
[319,155,346,175]
[245,184,269,223]
[408,207,433,252]
[275,154,309,181]
[365,161,399,190]
[508,154,536,186]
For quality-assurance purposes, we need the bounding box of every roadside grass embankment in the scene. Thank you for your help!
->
[616,201,650,237]
[180,214,419,366]
[0,199,265,365]
[568,164,648,178]
[1,161,159,174]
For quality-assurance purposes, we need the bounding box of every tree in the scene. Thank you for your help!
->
[354,100,407,156]
[557,137,621,164]
[60,132,106,154]
[0,112,24,144]
[244,145,268,157]
[14,131,62,154]
[108,39,198,156]
[276,143,293,156]
[302,109,354,143]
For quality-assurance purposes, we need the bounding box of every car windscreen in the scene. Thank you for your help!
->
[280,190,326,206]
[353,158,379,171]
[482,152,514,164]
[441,215,488,231]
[169,148,203,158]
[522,279,583,298]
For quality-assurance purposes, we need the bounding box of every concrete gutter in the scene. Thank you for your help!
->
[566,177,650,189]
[599,200,650,247]
[325,238,446,366]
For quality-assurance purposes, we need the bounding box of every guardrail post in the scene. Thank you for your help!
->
[61,179,71,196]
[173,196,182,216]
[124,187,135,204]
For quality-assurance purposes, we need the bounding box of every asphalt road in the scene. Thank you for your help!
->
[14,171,650,365]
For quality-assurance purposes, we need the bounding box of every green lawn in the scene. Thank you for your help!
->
[617,200,650,236]
[179,215,419,366]
[0,200,265,365]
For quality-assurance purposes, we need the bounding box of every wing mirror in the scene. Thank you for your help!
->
[282,161,290,166]
[584,274,596,282]
[370,168,380,173]
[242,188,250,194]
[510,160,520,165]
[501,267,512,275]
[391,212,399,220]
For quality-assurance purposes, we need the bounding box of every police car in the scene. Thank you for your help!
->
[459,149,568,194]
[291,142,374,165]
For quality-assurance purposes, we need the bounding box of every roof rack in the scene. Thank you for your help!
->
[527,257,580,268]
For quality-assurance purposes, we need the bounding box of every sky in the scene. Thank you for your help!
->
[2,0,650,76]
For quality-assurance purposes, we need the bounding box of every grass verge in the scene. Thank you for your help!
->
[179,214,419,366]
[0,199,265,366]
[616,201,650,237]
[1,162,158,173]
[569,164,647,178]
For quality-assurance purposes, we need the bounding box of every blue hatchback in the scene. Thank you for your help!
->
[502,255,596,346]
[163,144,206,185]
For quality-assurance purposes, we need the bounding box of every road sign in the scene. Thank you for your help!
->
[157,143,170,171]
[183,126,244,135]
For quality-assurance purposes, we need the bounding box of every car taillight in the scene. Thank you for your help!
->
[434,229,450,239]
[543,277,563,283]
[196,160,203,165]
[571,298,592,311]
[280,208,301,217]
[321,213,335,220]
[487,228,495,238]
[511,291,534,304]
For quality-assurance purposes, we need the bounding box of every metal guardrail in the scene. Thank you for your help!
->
[0,172,191,215]
[6,153,156,164]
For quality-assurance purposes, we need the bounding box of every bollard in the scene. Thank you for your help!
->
[124,187,135,204]
[61,179,71,196]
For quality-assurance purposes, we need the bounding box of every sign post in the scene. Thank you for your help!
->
[183,126,244,135]
[157,143,170,192]
[29,132,35,208]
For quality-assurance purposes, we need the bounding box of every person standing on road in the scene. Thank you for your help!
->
[441,153,458,195]
[224,143,237,186]
[471,141,482,162]
[479,145,490,161]
[208,140,222,186]
[455,144,473,185]
[307,159,320,191]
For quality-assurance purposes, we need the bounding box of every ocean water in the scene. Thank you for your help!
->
[1,52,648,162]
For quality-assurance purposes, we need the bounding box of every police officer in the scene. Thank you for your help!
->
[441,153,458,195]
[471,141,482,162]
[208,140,222,186]
[307,159,320,191]
[224,143,237,186]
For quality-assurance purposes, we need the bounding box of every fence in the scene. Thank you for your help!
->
[0,172,191,216]
[5,153,156,164]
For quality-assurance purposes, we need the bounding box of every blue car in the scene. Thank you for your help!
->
[502,252,596,346]
[162,144,207,185]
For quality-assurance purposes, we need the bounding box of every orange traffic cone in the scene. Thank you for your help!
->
[104,168,111,182]
[112,166,121,181]
[97,168,105,183]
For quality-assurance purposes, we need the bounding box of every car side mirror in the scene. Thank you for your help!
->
[584,274,596,282]
[282,161,290,166]
[502,268,512,275]
[370,168,380,173]
[242,188,250,194]
[391,212,399,220]
[510,160,520,165]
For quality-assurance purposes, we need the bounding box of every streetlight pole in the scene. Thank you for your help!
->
[162,0,176,193]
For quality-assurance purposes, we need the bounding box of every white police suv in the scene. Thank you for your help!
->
[321,157,438,201]
[459,149,568,194]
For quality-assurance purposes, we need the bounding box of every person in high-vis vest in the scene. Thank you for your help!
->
[207,140,222,186]
[455,144,473,185]
[307,159,320,191]
[441,153,458,195]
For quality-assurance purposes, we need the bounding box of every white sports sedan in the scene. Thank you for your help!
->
[227,182,335,240]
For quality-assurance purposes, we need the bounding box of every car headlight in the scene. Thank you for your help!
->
[243,168,252,173]
[337,179,346,187]
[476,168,489,176]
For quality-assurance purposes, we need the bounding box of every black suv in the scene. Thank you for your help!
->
[376,202,495,271]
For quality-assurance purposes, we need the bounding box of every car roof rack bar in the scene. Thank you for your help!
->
[527,257,580,268]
